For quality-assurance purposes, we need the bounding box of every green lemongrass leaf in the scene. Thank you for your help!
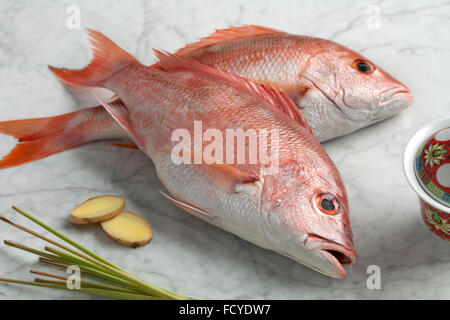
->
[4,240,107,276]
[5,207,192,300]
[31,271,140,295]
[0,278,160,300]
[44,245,183,299]
[39,257,140,292]
[4,240,133,292]
[11,206,121,271]
[67,279,139,295]
[43,245,113,275]
[4,240,61,262]
[0,217,143,292]
[0,215,119,271]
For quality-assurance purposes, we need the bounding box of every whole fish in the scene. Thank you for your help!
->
[45,29,356,278]
[0,25,412,168]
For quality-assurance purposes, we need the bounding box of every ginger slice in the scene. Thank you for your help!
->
[70,195,125,224]
[100,211,152,248]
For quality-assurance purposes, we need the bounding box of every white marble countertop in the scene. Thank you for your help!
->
[0,0,449,299]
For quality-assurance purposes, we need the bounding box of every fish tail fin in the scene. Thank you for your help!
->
[48,29,138,87]
[0,106,122,169]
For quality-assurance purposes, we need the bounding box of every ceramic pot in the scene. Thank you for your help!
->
[403,118,450,241]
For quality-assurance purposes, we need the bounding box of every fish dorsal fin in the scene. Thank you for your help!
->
[155,50,315,137]
[175,25,284,56]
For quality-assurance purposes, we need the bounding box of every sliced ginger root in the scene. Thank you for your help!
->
[70,195,125,224]
[100,211,152,248]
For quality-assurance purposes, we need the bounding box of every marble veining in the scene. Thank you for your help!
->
[0,0,449,299]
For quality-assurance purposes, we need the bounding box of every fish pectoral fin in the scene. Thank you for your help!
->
[163,148,259,193]
[160,191,215,220]
[204,163,259,193]
[283,85,309,109]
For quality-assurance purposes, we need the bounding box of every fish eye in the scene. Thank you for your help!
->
[315,194,339,215]
[352,59,375,74]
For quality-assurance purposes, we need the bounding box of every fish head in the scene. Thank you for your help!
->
[297,39,413,138]
[261,159,356,278]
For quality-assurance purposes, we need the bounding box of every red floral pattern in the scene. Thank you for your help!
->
[420,200,450,241]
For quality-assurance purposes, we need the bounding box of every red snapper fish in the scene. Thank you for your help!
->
[0,25,413,168]
[22,29,356,278]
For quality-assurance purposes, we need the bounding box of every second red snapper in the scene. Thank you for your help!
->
[26,29,356,278]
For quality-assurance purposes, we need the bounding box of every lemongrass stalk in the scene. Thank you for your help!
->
[4,240,108,276]
[0,216,114,268]
[44,245,182,299]
[4,240,62,262]
[3,240,131,291]
[0,278,160,300]
[11,206,121,270]
[31,272,140,294]
[39,258,140,291]
[30,269,68,281]
[43,246,114,275]
[44,247,165,296]
[8,207,191,299]
[38,257,69,269]
[0,217,142,292]
[5,238,185,299]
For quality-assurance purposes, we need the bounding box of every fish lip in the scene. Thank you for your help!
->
[372,90,414,122]
[280,233,356,279]
[305,234,357,278]
[394,91,414,104]
[389,87,413,102]
[282,251,347,279]
[315,251,347,279]
[380,87,414,105]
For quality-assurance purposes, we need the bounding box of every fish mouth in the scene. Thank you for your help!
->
[373,89,414,121]
[304,234,357,279]
[393,90,414,105]
[384,87,414,105]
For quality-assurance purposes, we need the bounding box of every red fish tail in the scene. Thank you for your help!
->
[48,29,138,87]
[0,106,121,169]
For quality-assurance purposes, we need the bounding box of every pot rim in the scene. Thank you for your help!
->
[403,117,450,213]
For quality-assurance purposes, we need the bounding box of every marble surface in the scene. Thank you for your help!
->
[0,0,449,300]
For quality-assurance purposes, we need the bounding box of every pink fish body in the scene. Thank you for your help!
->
[43,30,356,278]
